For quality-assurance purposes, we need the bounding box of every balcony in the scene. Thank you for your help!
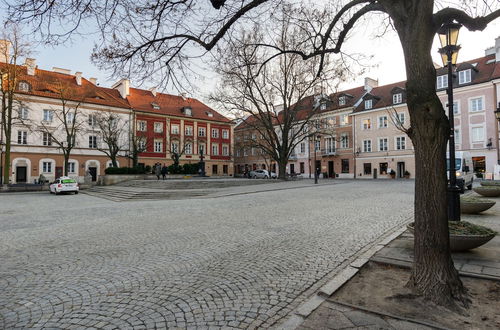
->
[289,153,298,160]
[321,148,336,156]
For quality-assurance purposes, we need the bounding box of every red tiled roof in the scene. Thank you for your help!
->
[1,63,131,109]
[127,87,231,123]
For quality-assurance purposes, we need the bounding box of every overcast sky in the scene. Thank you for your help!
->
[4,5,500,106]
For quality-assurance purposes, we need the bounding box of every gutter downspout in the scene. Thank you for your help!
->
[494,81,500,166]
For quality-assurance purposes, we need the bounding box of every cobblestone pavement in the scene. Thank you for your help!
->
[0,180,413,329]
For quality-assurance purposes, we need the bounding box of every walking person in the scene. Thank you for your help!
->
[155,163,161,180]
[161,164,168,180]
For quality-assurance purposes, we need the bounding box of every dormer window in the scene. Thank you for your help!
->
[183,107,192,116]
[458,69,471,84]
[206,111,213,117]
[364,99,373,110]
[18,81,30,92]
[436,75,448,89]
[393,93,402,104]
[151,102,160,110]
[320,103,327,110]
[339,96,346,106]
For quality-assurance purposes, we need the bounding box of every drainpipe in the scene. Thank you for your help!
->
[494,81,500,165]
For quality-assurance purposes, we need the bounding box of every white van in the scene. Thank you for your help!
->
[447,151,473,193]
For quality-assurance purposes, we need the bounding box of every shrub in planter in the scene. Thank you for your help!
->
[480,180,500,187]
[168,164,183,174]
[145,165,151,173]
[473,186,500,197]
[389,169,396,179]
[404,170,410,178]
[460,195,496,214]
[183,163,199,174]
[407,221,497,251]
[104,166,146,175]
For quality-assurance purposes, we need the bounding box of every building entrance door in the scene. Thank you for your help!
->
[16,166,27,183]
[397,162,405,178]
[373,168,378,179]
[89,167,97,181]
[56,166,63,178]
[328,161,334,178]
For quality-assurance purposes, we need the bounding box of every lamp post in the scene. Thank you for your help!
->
[438,21,462,222]
[314,134,321,184]
[495,102,500,165]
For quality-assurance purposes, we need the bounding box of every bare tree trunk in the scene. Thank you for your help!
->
[384,0,469,307]
[278,159,287,180]
[63,152,70,176]
[3,136,11,184]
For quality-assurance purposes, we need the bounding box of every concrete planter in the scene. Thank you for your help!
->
[480,180,500,187]
[473,186,500,197]
[407,222,495,252]
[460,198,496,214]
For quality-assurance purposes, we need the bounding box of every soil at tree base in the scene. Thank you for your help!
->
[332,263,500,329]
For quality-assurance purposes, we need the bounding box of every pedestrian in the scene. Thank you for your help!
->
[155,163,161,180]
[161,164,168,180]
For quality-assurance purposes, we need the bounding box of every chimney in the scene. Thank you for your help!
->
[149,87,157,97]
[0,40,11,63]
[89,77,97,85]
[112,79,130,98]
[52,67,71,75]
[25,58,36,76]
[75,72,82,86]
[364,77,378,92]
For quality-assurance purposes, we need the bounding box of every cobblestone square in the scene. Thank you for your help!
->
[0,180,413,329]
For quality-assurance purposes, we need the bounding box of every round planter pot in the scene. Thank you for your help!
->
[473,186,500,197]
[460,200,496,214]
[407,223,495,252]
[480,180,500,187]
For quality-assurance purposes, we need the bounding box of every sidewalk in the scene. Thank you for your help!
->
[287,196,500,330]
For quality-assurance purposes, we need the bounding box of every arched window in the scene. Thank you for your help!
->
[18,81,31,92]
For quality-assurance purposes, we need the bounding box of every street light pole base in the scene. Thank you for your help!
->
[447,185,461,221]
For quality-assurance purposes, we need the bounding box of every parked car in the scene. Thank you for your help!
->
[50,177,79,195]
[249,169,277,179]
[447,151,473,193]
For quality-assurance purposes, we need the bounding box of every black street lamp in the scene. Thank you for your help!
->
[314,134,321,184]
[199,148,206,177]
[438,21,462,222]
[495,102,500,165]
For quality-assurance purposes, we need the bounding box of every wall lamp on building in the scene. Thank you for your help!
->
[438,21,461,222]
[355,147,361,157]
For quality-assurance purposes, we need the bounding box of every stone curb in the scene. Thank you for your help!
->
[276,222,409,329]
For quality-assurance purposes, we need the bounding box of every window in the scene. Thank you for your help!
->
[300,162,305,173]
[223,165,228,174]
[184,107,192,116]
[379,162,388,175]
[222,145,229,156]
[42,132,52,146]
[396,136,406,150]
[212,144,219,155]
[363,140,372,152]
[300,142,305,153]
[320,103,327,110]
[43,110,53,122]
[154,122,163,133]
[455,128,461,144]
[68,162,76,173]
[364,99,373,109]
[236,149,240,157]
[151,102,160,110]
[171,124,179,134]
[185,125,193,136]
[154,140,163,153]
[171,142,179,153]
[393,93,402,104]
[137,120,147,132]
[18,81,30,92]
[315,139,321,151]
[325,137,335,153]
[18,107,29,119]
[88,135,98,148]
[222,129,229,139]
[138,138,146,151]
[471,126,484,142]
[341,159,349,173]
[378,115,388,128]
[470,97,484,112]
[393,112,405,125]
[436,75,448,89]
[88,114,97,127]
[199,143,206,155]
[66,112,75,124]
[198,127,206,137]
[362,118,371,130]
[17,131,27,144]
[212,128,219,138]
[340,134,349,149]
[458,69,471,84]
[378,138,388,151]
[185,142,192,155]
[339,96,346,106]
[339,114,348,126]
[42,161,52,173]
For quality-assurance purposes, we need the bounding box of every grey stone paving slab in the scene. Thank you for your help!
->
[0,180,413,328]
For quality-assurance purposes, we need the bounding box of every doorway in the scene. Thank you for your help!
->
[56,166,63,178]
[397,162,405,178]
[373,168,378,179]
[328,161,334,178]
[16,166,27,183]
[89,167,97,181]
[212,164,218,175]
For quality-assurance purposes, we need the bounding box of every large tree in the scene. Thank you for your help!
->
[8,0,500,308]
[95,111,128,168]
